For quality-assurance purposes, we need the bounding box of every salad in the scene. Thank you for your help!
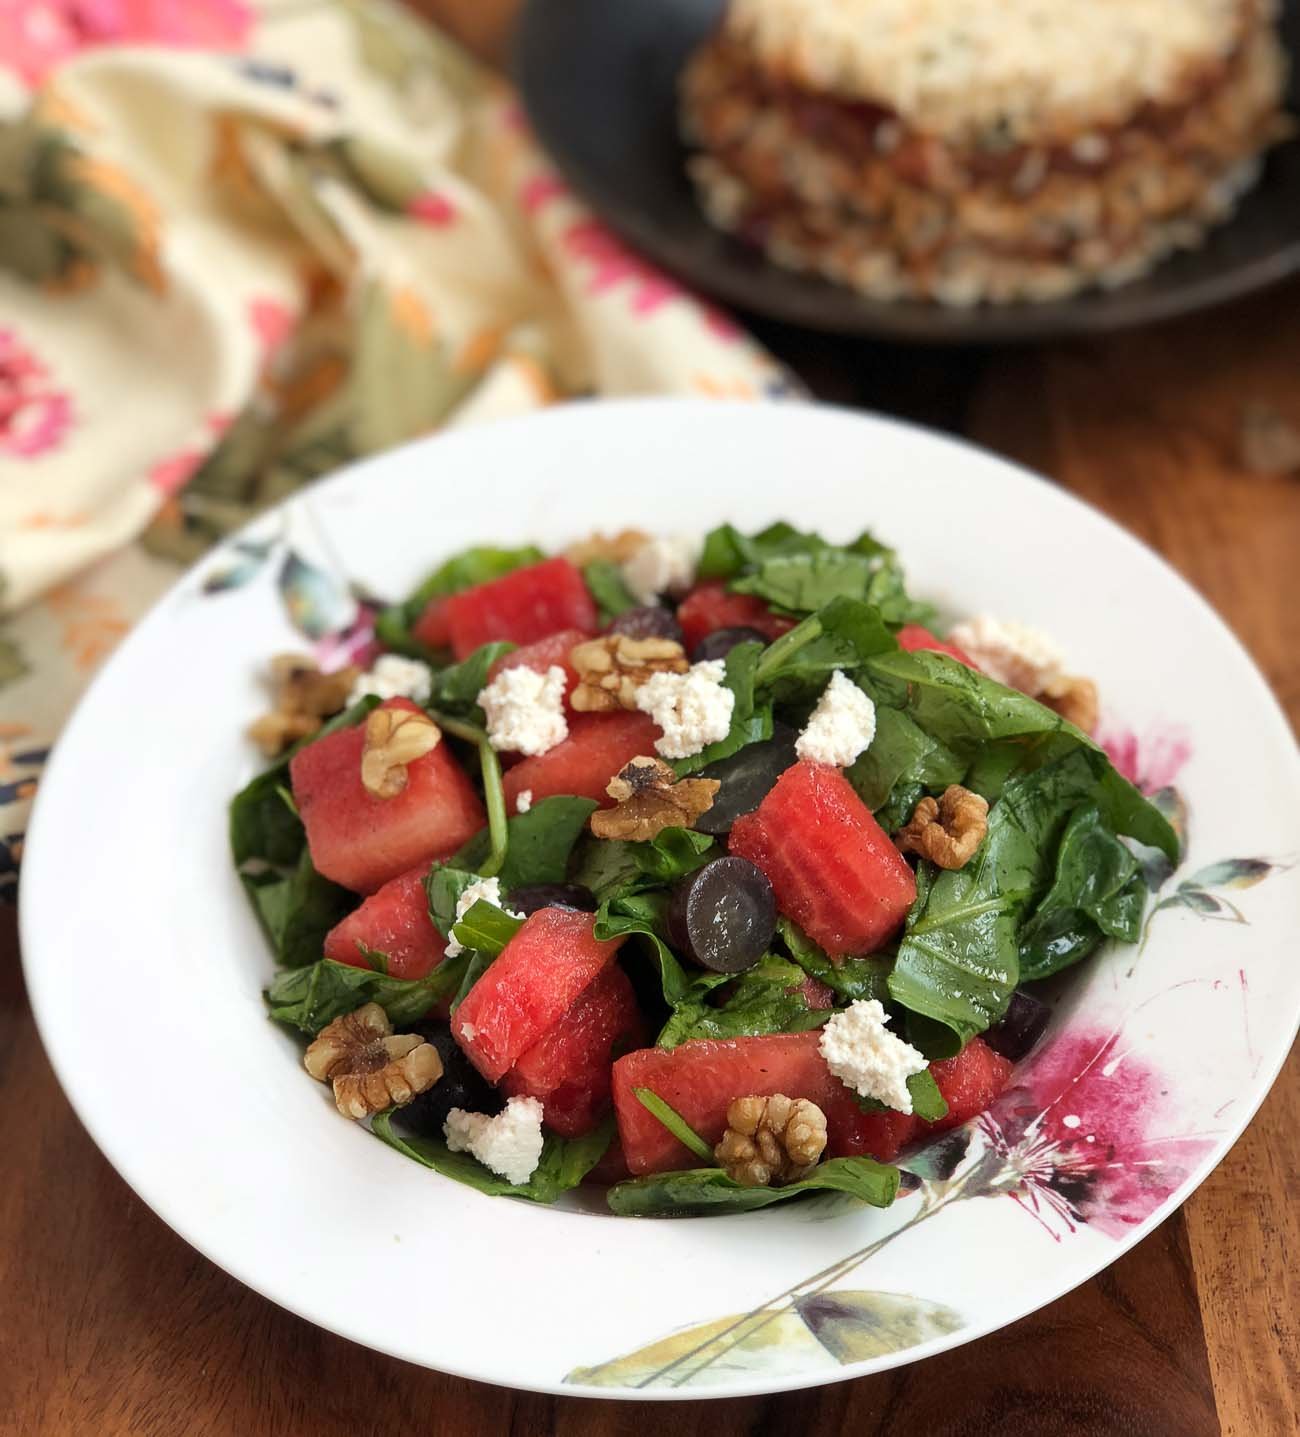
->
[232,523,1178,1216]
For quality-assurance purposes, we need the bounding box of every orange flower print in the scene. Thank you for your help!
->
[0,329,73,459]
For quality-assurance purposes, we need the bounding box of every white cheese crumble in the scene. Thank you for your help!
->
[819,999,929,1114]
[444,1096,545,1186]
[634,660,734,760]
[947,614,1066,697]
[478,664,568,756]
[795,670,877,768]
[347,653,433,707]
[621,534,703,606]
[515,788,533,814]
[443,876,523,959]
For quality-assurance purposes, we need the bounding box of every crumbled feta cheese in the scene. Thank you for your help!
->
[478,664,568,756]
[819,999,929,1114]
[634,660,734,760]
[621,534,702,606]
[515,788,533,814]
[348,653,433,707]
[947,614,1066,697]
[443,875,523,959]
[444,1096,545,1186]
[795,670,877,767]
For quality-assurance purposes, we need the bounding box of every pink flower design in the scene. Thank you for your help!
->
[146,411,230,495]
[561,219,687,317]
[1097,722,1193,795]
[980,1024,1217,1241]
[313,602,381,673]
[0,328,73,458]
[519,173,568,216]
[247,296,294,361]
[407,191,458,228]
[1,0,252,88]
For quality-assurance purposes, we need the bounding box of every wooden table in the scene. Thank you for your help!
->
[4,4,1298,1432]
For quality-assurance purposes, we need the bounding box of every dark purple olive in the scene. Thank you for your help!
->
[691,625,769,663]
[983,990,1052,1062]
[398,1020,503,1137]
[694,724,799,835]
[609,605,684,644]
[507,882,597,915]
[667,856,775,973]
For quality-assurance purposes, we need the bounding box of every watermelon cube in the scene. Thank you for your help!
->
[728,761,916,957]
[925,1038,1013,1131]
[323,865,446,981]
[676,580,794,655]
[418,557,598,660]
[501,963,646,1136]
[487,627,588,708]
[896,624,978,670]
[454,908,626,1082]
[502,711,662,811]
[290,698,485,894]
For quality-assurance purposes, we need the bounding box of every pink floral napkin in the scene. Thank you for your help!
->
[0,0,791,898]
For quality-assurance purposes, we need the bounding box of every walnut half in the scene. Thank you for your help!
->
[896,785,989,869]
[304,1002,443,1119]
[360,706,441,798]
[570,634,688,713]
[715,1094,828,1187]
[589,755,719,841]
[247,654,360,758]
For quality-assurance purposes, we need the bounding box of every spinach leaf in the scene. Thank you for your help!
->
[583,559,638,624]
[242,848,355,969]
[906,1069,949,1122]
[265,952,470,1034]
[778,919,893,1004]
[567,835,644,904]
[605,1156,900,1216]
[888,747,1167,1055]
[450,898,523,958]
[229,696,379,867]
[631,827,717,882]
[670,641,772,777]
[753,597,896,706]
[697,521,827,580]
[733,549,931,626]
[372,1111,613,1204]
[454,796,598,891]
[1017,804,1146,981]
[374,545,543,656]
[656,954,829,1048]
[847,706,963,826]
[594,893,723,1008]
[425,865,483,938]
[428,641,515,719]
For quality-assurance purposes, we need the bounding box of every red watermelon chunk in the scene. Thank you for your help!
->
[487,627,587,708]
[412,596,451,650]
[454,908,626,1082]
[323,866,445,981]
[925,1038,1014,1132]
[420,557,597,660]
[728,761,916,957]
[676,580,794,654]
[896,624,978,670]
[502,711,662,810]
[290,698,485,894]
[501,962,646,1136]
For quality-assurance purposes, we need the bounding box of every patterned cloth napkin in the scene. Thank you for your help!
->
[0,0,791,899]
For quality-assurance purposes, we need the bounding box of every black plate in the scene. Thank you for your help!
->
[516,0,1300,344]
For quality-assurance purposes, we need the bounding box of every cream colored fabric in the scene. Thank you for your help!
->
[0,0,790,894]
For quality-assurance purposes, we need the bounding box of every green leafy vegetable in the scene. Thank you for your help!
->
[889,747,1169,1055]
[632,1088,714,1161]
[670,641,772,777]
[450,898,523,957]
[265,952,470,1034]
[905,1069,949,1122]
[372,1111,613,1203]
[455,795,598,891]
[847,706,963,826]
[606,1156,901,1216]
[630,826,717,882]
[242,848,355,969]
[583,559,638,624]
[428,641,515,718]
[431,709,508,878]
[733,549,933,626]
[593,893,721,1008]
[374,545,543,656]
[425,865,483,938]
[777,919,892,1004]
[753,597,896,706]
[656,954,829,1048]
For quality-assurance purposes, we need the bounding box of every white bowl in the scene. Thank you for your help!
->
[21,399,1300,1398]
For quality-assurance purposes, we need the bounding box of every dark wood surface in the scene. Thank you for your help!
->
[4,4,1298,1432]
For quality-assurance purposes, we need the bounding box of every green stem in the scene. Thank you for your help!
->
[431,711,508,879]
[753,615,823,687]
[632,1088,714,1163]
